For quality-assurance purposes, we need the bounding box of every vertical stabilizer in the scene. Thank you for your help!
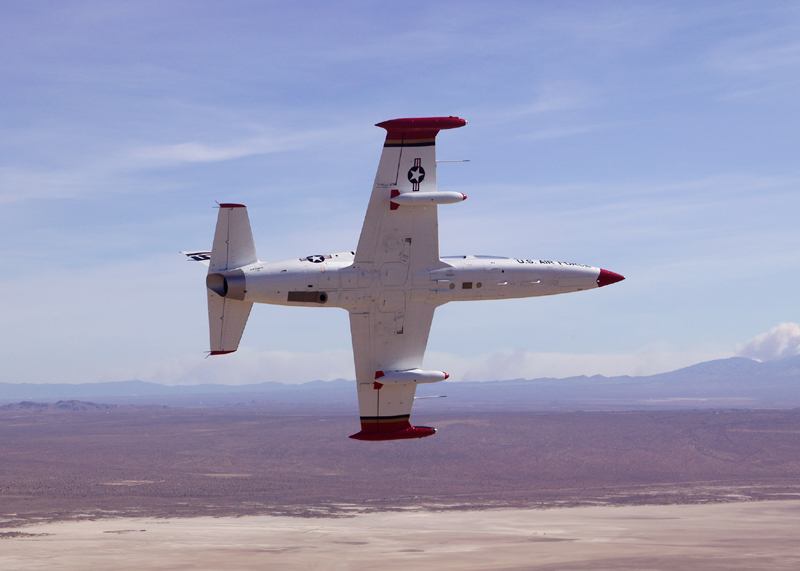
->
[210,203,258,272]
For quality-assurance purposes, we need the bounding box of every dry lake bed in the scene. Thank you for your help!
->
[3,500,800,570]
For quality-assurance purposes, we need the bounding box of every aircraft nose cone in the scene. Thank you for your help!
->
[597,269,625,287]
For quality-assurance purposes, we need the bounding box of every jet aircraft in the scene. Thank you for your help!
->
[184,117,624,441]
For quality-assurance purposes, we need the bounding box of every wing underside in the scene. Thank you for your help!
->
[348,117,466,441]
[349,302,437,440]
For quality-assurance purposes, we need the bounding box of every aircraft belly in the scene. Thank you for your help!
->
[239,264,356,308]
[439,259,599,301]
[378,290,406,313]
[380,262,409,286]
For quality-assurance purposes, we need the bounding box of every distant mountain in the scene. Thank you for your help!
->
[0,400,116,412]
[435,354,800,410]
[1,356,799,410]
[652,354,800,379]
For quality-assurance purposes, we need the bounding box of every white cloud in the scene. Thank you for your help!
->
[736,323,800,361]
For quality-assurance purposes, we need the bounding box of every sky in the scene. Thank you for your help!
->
[1,1,799,385]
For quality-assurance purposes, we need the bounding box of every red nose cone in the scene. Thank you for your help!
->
[597,269,625,287]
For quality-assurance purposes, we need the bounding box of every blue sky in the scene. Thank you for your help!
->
[1,1,799,385]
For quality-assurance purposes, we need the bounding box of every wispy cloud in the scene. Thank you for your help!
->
[479,82,597,126]
[0,127,341,203]
[131,130,331,166]
[703,13,800,100]
[517,123,607,142]
[707,27,800,75]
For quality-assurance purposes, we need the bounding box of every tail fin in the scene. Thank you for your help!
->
[210,203,258,271]
[207,204,258,355]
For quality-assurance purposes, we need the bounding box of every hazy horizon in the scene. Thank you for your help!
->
[3,352,799,389]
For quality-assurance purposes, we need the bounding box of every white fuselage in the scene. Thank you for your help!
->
[230,252,602,310]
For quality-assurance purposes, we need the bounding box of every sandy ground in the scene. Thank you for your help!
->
[2,501,799,570]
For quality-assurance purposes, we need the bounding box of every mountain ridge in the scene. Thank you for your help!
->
[2,355,798,409]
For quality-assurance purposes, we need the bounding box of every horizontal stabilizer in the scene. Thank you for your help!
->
[181,251,211,266]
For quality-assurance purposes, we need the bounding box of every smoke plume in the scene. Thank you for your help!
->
[736,323,800,361]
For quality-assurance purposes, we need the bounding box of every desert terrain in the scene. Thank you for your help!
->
[2,405,800,569]
[2,405,800,521]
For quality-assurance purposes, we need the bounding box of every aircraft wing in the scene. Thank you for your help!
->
[348,302,437,440]
[354,117,465,274]
[348,117,466,441]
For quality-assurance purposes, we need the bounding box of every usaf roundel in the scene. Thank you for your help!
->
[306,255,325,263]
[407,165,425,184]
